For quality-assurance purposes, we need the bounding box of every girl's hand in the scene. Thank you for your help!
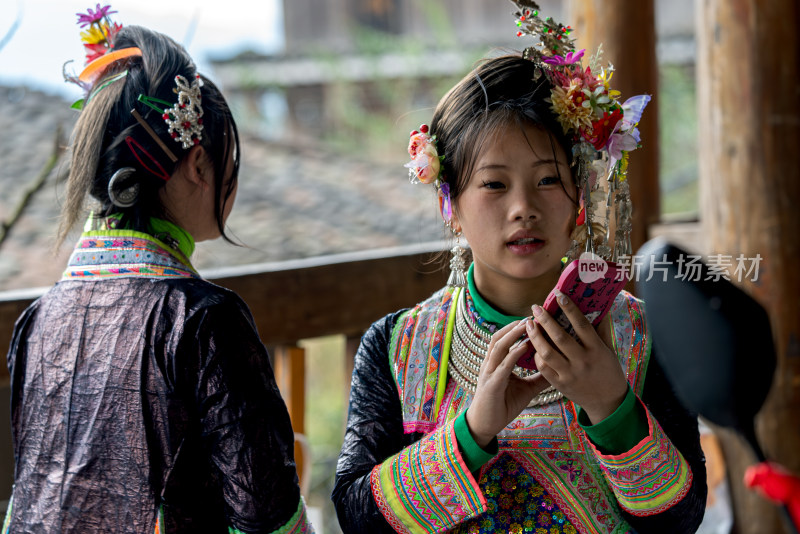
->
[526,289,628,425]
[465,319,550,448]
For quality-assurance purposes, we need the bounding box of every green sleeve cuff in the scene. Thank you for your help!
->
[454,411,498,473]
[578,386,649,455]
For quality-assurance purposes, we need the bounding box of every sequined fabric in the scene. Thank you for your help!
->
[456,454,578,534]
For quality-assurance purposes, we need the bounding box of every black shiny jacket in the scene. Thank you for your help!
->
[6,277,301,533]
[333,310,708,533]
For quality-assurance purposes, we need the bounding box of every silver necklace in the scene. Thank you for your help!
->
[449,289,564,408]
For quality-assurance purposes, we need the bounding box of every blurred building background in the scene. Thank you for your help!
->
[6,1,795,533]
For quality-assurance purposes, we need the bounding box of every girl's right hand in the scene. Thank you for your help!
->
[464,319,550,448]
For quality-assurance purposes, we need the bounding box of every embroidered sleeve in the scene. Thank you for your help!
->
[228,498,314,534]
[370,419,487,534]
[587,398,693,516]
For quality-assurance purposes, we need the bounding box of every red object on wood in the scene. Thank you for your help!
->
[744,462,800,528]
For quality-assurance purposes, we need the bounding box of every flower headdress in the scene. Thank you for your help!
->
[77,3,122,64]
[64,4,140,105]
[510,0,650,260]
[65,5,204,171]
[404,1,650,262]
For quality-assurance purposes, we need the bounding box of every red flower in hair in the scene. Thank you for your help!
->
[586,108,623,150]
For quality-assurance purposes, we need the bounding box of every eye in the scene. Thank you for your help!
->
[538,176,561,186]
[481,180,506,190]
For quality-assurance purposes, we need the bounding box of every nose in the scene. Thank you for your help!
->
[509,189,541,221]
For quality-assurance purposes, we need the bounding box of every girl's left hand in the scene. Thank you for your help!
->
[525,289,628,424]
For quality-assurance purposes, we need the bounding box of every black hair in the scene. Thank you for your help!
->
[429,54,576,204]
[59,25,240,245]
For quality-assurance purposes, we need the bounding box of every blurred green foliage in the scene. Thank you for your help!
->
[659,63,699,216]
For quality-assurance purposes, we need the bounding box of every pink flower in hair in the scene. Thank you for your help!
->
[76,4,117,28]
[541,48,585,66]
[404,125,442,185]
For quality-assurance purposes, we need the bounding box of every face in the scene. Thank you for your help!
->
[451,121,576,296]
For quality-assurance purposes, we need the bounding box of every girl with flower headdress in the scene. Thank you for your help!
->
[332,4,706,533]
[3,6,313,534]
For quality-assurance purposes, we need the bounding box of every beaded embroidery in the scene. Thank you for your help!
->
[62,231,199,281]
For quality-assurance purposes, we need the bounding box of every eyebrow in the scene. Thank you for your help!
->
[474,159,563,173]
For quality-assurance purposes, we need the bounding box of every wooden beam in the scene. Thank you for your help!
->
[0,243,449,379]
[697,0,800,531]
[207,243,448,345]
[567,0,661,253]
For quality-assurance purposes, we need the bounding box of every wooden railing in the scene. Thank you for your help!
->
[0,241,451,500]
[0,222,705,500]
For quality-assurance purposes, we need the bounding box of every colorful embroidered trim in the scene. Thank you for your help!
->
[524,450,630,533]
[588,400,693,516]
[609,291,651,396]
[229,498,314,534]
[390,287,458,434]
[62,230,199,281]
[370,420,486,533]
[496,401,585,452]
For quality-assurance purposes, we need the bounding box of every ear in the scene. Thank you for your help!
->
[181,145,213,190]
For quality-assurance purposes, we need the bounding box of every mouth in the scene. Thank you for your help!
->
[507,237,544,246]
[506,235,545,255]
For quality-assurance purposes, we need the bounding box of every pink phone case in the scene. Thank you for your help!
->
[516,259,629,370]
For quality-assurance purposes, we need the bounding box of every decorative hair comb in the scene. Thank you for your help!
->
[138,74,205,150]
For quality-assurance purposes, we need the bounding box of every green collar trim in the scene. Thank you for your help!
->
[148,217,195,259]
[90,214,196,261]
[466,263,526,327]
[466,257,570,327]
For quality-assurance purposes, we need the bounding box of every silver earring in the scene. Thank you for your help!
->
[108,167,139,208]
[447,228,467,288]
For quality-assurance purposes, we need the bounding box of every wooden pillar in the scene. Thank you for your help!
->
[567,0,660,253]
[273,345,307,486]
[697,1,800,532]
[344,334,361,399]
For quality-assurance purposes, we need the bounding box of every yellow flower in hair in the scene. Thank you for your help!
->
[80,24,110,45]
[598,68,621,99]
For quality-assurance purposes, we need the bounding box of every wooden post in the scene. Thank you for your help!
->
[697,1,800,532]
[345,334,361,399]
[567,0,660,253]
[273,345,307,486]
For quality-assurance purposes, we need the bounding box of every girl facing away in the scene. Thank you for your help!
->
[333,5,706,533]
[4,8,313,534]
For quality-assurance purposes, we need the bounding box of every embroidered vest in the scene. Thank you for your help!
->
[388,287,652,534]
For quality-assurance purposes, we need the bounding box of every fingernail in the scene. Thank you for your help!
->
[520,317,530,325]
[532,304,542,317]
[555,289,568,306]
